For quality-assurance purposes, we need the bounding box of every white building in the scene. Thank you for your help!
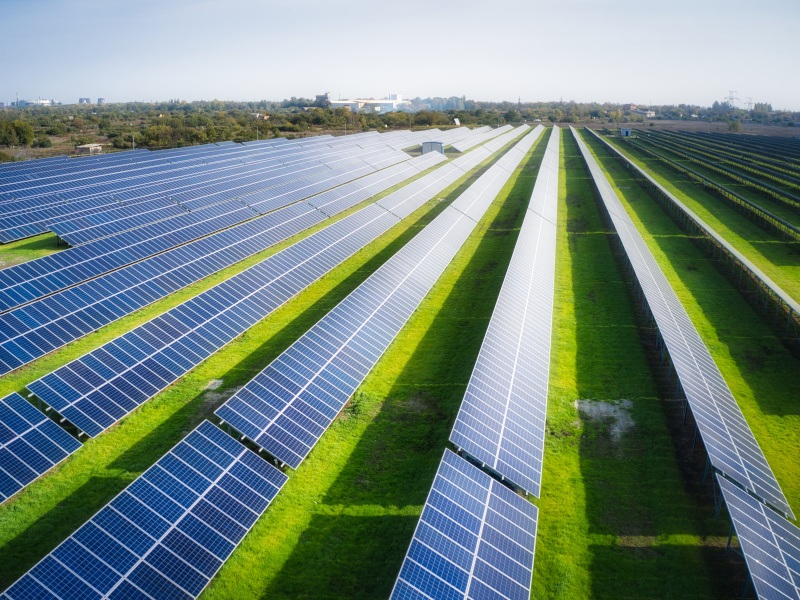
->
[330,95,411,113]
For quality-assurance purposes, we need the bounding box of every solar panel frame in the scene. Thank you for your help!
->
[0,392,81,504]
[717,475,800,600]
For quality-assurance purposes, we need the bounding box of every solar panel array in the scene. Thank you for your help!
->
[450,126,560,498]
[21,136,506,440]
[0,151,443,376]
[0,392,81,503]
[214,127,538,469]
[0,131,403,243]
[390,449,538,600]
[451,125,514,153]
[0,143,415,314]
[1,420,288,600]
[571,126,795,520]
[716,476,800,600]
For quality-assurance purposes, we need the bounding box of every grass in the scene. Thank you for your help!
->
[600,134,800,304]
[0,233,62,268]
[531,131,725,599]
[0,140,528,593]
[580,129,800,519]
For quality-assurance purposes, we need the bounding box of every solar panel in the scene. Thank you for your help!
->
[0,151,416,376]
[22,151,475,438]
[0,392,81,504]
[214,129,540,469]
[450,126,559,497]
[571,127,795,519]
[0,420,287,599]
[717,475,800,600]
[0,147,429,314]
[391,449,538,600]
[0,132,396,242]
[451,125,514,153]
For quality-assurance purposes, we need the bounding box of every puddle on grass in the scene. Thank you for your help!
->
[575,399,634,443]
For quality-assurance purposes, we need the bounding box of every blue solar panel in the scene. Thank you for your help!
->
[215,131,537,469]
[0,132,392,242]
[450,126,558,497]
[0,392,81,503]
[391,449,537,600]
[572,127,794,519]
[1,420,286,600]
[0,151,414,376]
[23,153,466,438]
[717,475,800,600]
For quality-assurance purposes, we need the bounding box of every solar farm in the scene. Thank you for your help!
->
[0,123,797,599]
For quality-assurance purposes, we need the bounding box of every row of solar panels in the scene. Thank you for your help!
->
[571,127,800,600]
[2,127,509,495]
[0,147,432,376]
[0,126,532,598]
[392,126,559,600]
[0,141,424,311]
[0,131,415,242]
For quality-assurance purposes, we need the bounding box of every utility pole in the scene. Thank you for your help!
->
[745,96,754,110]
[726,90,739,108]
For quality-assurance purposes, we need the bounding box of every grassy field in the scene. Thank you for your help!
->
[0,233,62,268]
[580,129,800,519]
[0,141,526,593]
[599,133,800,304]
[531,131,728,600]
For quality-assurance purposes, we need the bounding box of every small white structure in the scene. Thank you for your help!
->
[620,128,632,137]
[76,143,103,155]
[422,141,444,155]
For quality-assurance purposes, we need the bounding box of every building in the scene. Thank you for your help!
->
[329,94,411,113]
[76,143,102,155]
[97,98,105,106]
[421,141,444,155]
[620,128,632,137]
[78,98,92,104]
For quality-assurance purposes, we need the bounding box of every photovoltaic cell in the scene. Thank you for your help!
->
[0,392,80,504]
[449,127,559,497]
[572,127,794,519]
[391,449,537,600]
[1,420,287,600]
[717,475,800,600]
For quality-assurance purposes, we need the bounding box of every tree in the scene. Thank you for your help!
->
[12,121,34,146]
[727,119,742,132]
[0,122,18,146]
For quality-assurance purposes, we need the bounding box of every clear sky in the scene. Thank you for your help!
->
[4,0,799,110]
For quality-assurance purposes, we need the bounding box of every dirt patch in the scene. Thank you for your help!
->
[204,379,224,391]
[567,216,589,233]
[685,263,699,271]
[575,399,634,443]
[201,385,241,417]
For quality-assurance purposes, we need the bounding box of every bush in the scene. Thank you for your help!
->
[32,135,53,148]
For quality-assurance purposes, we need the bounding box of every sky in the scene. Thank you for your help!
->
[3,0,799,110]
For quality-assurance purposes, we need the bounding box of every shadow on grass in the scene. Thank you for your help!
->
[0,476,130,590]
[585,133,800,418]
[258,514,418,600]
[261,139,546,599]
